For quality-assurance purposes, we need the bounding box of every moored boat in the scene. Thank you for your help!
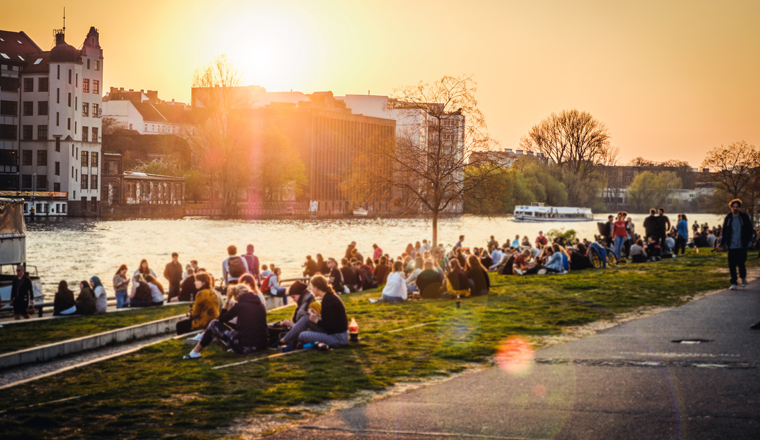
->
[513,203,594,222]
[0,198,44,314]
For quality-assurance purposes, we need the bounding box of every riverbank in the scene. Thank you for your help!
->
[0,250,748,439]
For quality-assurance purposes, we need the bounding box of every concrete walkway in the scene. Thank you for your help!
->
[269,281,760,440]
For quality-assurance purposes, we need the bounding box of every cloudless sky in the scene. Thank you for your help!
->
[6,0,760,166]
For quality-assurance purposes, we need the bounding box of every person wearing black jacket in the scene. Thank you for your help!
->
[184,285,268,359]
[163,253,183,301]
[340,258,360,292]
[302,255,319,277]
[721,199,754,289]
[657,208,671,249]
[9,265,33,319]
[643,208,659,241]
[279,274,349,348]
[465,255,490,296]
[176,268,198,302]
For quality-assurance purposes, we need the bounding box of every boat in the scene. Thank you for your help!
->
[0,198,44,315]
[513,203,594,222]
[353,208,369,217]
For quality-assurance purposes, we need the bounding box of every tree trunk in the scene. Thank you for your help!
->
[432,210,439,249]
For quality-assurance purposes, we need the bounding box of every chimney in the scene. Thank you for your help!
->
[516,150,523,155]
[55,31,65,46]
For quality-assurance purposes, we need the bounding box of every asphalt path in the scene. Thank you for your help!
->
[268,280,760,440]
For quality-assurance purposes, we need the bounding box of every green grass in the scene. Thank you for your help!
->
[0,305,189,354]
[0,250,750,439]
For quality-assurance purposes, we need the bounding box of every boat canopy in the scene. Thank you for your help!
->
[0,198,27,265]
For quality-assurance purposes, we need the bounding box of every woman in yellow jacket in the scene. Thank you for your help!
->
[175,273,220,335]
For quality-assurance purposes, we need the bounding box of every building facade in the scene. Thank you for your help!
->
[0,26,103,216]
[102,87,195,136]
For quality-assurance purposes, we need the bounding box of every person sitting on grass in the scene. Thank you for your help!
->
[184,284,268,359]
[370,261,408,303]
[405,257,424,290]
[238,273,266,306]
[512,249,533,275]
[76,280,97,315]
[374,256,391,285]
[53,280,77,316]
[465,254,491,296]
[266,267,289,305]
[144,274,166,306]
[630,238,648,263]
[414,259,445,298]
[542,244,566,274]
[279,274,349,350]
[442,259,471,298]
[175,273,220,335]
[279,281,321,330]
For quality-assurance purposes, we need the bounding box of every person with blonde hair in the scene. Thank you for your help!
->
[279,274,349,349]
[176,273,220,335]
[370,260,407,303]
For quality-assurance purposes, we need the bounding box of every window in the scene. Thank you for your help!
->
[95,60,100,71]
[93,80,99,94]
[82,79,89,93]
[56,112,59,126]
[21,174,32,189]
[68,69,71,84]
[23,78,33,92]
[38,101,48,115]
[68,92,71,107]
[56,88,60,104]
[36,174,46,190]
[38,77,48,92]
[92,127,99,142]
[55,161,60,176]
[57,65,60,80]
[37,150,47,166]
[82,126,89,142]
[81,175,88,189]
[54,182,60,192]
[22,150,32,166]
[37,125,47,140]
[22,125,32,140]
[75,97,77,110]
[74,121,77,134]
[55,137,60,152]
[0,76,19,91]
[91,175,98,190]
[81,151,88,167]
[76,73,78,87]
[87,59,90,69]
[0,124,17,140]
[82,103,89,117]
[92,103,99,118]
[23,101,33,116]
[91,152,98,167]
[67,118,71,130]
[0,100,17,116]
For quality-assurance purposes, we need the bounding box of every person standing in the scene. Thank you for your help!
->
[722,199,754,290]
[9,265,33,320]
[222,245,249,286]
[454,235,465,250]
[602,216,615,247]
[643,208,659,242]
[657,208,671,249]
[113,265,130,308]
[243,244,261,283]
[675,214,689,256]
[164,252,183,302]
[612,214,628,260]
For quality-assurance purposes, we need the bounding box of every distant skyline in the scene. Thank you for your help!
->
[6,0,760,166]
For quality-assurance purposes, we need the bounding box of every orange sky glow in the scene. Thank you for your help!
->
[6,0,760,166]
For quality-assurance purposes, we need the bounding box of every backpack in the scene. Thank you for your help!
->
[261,274,275,293]
[228,256,245,278]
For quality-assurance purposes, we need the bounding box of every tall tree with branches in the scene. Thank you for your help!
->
[520,109,617,205]
[190,55,254,216]
[342,75,499,247]
[701,141,760,218]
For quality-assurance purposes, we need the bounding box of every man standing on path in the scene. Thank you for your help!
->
[163,253,183,301]
[243,244,261,283]
[657,208,671,250]
[722,199,753,290]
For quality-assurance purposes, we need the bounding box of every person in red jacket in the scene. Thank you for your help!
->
[612,212,628,260]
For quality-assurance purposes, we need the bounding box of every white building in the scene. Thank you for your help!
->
[0,26,103,216]
[102,87,195,136]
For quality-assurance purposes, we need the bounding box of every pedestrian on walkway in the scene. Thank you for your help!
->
[9,265,33,320]
[722,199,754,290]
[164,252,183,301]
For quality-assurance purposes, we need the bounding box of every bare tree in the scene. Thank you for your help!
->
[190,55,254,216]
[343,75,499,247]
[520,109,617,205]
[701,141,760,218]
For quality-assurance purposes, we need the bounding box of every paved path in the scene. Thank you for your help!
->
[269,281,760,440]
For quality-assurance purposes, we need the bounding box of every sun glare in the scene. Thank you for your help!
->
[212,4,323,92]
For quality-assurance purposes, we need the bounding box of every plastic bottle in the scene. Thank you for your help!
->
[456,295,461,309]
[349,317,359,342]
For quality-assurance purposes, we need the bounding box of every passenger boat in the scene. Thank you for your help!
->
[513,203,594,222]
[353,208,369,217]
[0,198,44,315]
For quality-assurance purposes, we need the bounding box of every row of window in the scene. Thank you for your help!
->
[22,77,49,93]
[80,174,98,190]
[19,149,99,167]
[81,151,99,167]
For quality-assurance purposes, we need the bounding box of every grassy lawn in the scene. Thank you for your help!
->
[0,305,189,354]
[0,250,751,439]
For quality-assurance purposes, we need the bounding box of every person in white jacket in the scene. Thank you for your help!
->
[370,261,407,303]
[90,276,108,314]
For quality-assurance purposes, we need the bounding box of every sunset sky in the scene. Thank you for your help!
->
[6,0,760,166]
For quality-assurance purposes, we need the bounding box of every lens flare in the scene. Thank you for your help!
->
[496,336,534,376]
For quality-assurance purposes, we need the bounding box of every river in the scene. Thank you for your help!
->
[25,213,723,299]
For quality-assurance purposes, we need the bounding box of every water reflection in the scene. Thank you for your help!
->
[25,213,723,299]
